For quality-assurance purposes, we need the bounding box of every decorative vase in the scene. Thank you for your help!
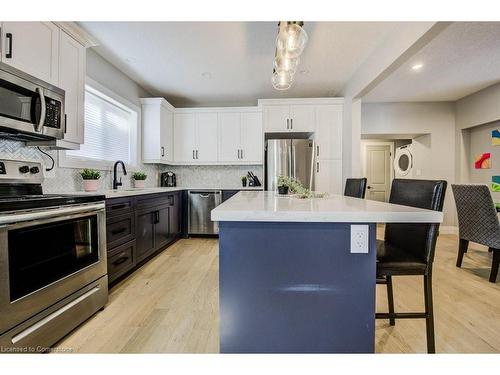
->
[83,179,99,192]
[277,185,289,195]
[134,179,146,189]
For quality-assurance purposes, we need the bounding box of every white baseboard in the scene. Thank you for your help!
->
[440,226,458,235]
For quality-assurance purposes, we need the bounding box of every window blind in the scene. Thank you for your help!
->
[67,88,133,164]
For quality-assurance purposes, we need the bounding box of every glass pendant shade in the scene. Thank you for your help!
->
[274,54,299,75]
[276,23,308,59]
[271,71,293,90]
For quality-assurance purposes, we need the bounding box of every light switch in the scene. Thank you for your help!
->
[350,225,369,253]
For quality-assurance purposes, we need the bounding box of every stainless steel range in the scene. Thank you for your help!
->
[0,159,108,352]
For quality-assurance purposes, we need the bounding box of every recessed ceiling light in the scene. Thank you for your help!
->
[201,72,212,79]
[411,63,423,71]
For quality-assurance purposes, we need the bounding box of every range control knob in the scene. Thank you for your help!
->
[30,166,40,174]
[19,165,30,174]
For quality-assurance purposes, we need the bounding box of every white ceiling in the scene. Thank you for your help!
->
[363,22,500,102]
[79,22,398,107]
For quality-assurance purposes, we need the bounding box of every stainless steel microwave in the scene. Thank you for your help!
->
[0,62,65,141]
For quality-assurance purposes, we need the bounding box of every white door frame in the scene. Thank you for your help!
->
[361,140,395,182]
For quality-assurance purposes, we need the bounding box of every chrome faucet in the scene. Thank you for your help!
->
[113,160,127,190]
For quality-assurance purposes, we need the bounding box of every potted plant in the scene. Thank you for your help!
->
[277,175,289,195]
[132,172,147,188]
[80,169,101,192]
[241,176,247,187]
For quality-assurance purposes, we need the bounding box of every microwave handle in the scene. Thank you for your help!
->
[35,87,46,132]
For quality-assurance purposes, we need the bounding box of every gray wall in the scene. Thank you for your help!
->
[361,102,456,226]
[467,121,500,205]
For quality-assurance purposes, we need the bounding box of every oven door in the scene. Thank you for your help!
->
[0,203,107,335]
[0,63,64,141]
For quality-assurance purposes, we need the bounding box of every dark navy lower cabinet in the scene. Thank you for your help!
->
[218,221,377,353]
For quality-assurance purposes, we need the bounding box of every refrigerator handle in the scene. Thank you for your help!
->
[288,142,292,178]
[310,140,316,190]
[291,142,296,180]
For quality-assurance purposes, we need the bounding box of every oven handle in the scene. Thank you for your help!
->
[35,87,46,132]
[0,203,105,226]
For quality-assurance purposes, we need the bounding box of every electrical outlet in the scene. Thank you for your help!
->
[350,225,369,253]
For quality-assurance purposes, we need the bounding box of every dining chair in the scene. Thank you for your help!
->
[451,184,500,283]
[376,178,447,354]
[344,178,367,199]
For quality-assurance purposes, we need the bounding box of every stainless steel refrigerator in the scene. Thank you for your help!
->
[265,138,315,191]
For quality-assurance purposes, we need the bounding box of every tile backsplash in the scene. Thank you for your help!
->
[0,139,263,193]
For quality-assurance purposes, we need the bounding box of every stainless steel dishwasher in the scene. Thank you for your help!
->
[188,190,222,235]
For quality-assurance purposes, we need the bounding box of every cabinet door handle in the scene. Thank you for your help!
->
[316,162,320,173]
[286,119,289,129]
[161,146,165,157]
[112,255,129,266]
[64,114,67,134]
[110,203,127,210]
[192,149,195,159]
[240,149,244,159]
[5,33,13,58]
[237,149,240,159]
[290,118,293,130]
[196,150,199,159]
[316,145,319,157]
[111,227,127,235]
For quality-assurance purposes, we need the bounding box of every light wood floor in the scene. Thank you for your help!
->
[55,233,500,353]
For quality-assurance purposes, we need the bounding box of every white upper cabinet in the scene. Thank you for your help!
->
[173,113,197,162]
[315,104,343,160]
[1,22,60,85]
[262,102,315,133]
[174,112,218,163]
[219,113,241,162]
[289,105,315,132]
[240,112,263,163]
[142,98,175,164]
[58,30,85,145]
[219,111,262,164]
[196,113,218,162]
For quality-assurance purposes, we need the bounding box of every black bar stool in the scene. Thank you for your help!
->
[375,178,447,353]
[344,178,367,198]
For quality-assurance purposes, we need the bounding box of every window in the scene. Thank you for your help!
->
[61,79,139,169]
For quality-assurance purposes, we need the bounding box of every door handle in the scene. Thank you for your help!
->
[290,118,293,129]
[367,186,372,189]
[196,150,199,159]
[5,32,12,58]
[161,147,165,157]
[240,149,243,159]
[237,149,240,159]
[35,87,46,132]
[64,114,67,133]
[192,150,195,159]
[286,119,289,130]
[316,145,319,157]
[316,162,319,173]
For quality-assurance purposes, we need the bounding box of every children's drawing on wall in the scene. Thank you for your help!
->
[492,129,500,146]
[492,176,500,192]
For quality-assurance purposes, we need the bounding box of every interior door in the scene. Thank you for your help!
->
[289,105,315,132]
[241,112,263,163]
[365,145,391,202]
[1,22,60,85]
[196,113,218,162]
[264,105,289,132]
[58,31,85,144]
[174,113,197,162]
[218,112,241,162]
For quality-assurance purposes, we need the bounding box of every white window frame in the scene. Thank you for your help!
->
[59,77,141,170]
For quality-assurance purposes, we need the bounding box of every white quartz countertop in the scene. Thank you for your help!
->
[63,186,263,199]
[210,191,443,223]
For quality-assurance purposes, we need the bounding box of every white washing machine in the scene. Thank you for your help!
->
[394,144,414,178]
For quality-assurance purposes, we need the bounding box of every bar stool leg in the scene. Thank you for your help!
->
[386,275,395,326]
[423,274,435,353]
[456,239,468,267]
[489,249,500,283]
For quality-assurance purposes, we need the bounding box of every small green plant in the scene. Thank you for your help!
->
[80,168,101,180]
[277,175,327,199]
[132,172,147,180]
[241,176,247,183]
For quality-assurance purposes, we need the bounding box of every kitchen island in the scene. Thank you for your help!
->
[211,191,443,353]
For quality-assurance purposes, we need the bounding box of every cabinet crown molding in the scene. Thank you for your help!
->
[140,97,175,112]
[53,22,98,48]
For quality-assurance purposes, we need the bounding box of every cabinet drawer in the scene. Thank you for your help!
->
[136,193,172,210]
[107,240,136,284]
[106,197,134,218]
[106,213,135,249]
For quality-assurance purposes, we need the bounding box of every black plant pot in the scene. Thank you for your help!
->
[278,185,289,195]
[242,180,247,187]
